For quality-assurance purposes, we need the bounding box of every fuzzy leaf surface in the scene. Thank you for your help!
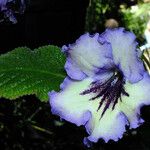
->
[0,46,66,101]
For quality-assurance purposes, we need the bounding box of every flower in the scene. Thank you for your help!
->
[49,28,150,146]
[0,0,25,24]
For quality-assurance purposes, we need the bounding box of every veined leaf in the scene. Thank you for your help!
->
[0,45,66,101]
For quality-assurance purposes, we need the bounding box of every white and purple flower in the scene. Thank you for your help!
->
[49,28,150,146]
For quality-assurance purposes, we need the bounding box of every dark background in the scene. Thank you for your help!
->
[0,0,88,52]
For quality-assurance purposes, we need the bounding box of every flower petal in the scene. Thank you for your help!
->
[49,77,94,126]
[120,102,144,129]
[120,72,150,129]
[85,104,127,143]
[60,77,72,90]
[0,0,7,11]
[64,57,87,80]
[49,76,128,144]
[63,33,113,80]
[101,28,144,83]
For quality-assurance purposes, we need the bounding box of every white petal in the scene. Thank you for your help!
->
[49,77,94,126]
[120,73,150,128]
[85,103,127,143]
[101,28,144,83]
[64,57,87,80]
[49,76,128,143]
[64,33,113,79]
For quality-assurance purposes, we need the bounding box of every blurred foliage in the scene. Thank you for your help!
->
[121,3,150,44]
[85,0,150,44]
[85,0,123,33]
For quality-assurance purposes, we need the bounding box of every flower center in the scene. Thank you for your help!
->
[80,71,129,118]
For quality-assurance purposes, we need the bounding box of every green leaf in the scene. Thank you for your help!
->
[0,45,66,101]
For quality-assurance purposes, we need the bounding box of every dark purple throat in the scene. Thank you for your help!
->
[80,72,129,118]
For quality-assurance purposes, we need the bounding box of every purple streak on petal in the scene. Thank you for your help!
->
[64,57,87,80]
[92,71,114,82]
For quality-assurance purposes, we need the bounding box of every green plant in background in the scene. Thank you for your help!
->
[85,1,150,44]
[121,3,150,44]
[85,0,122,32]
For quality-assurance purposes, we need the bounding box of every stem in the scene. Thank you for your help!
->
[27,107,42,121]
[31,124,53,135]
